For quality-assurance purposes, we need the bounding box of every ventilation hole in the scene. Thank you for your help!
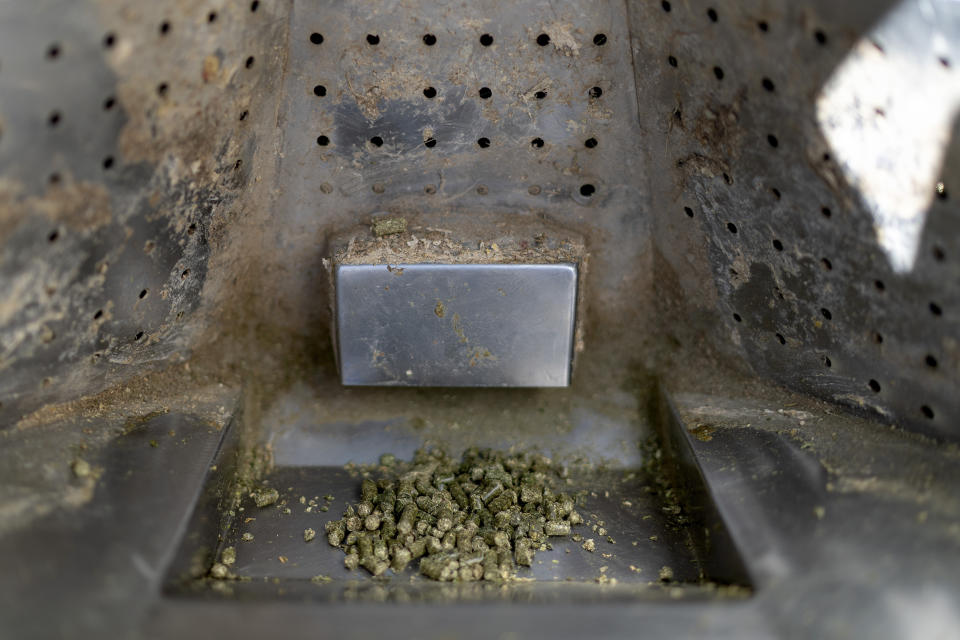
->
[424,185,436,194]
[534,91,547,100]
[369,136,383,147]
[477,137,490,148]
[771,188,781,199]
[103,33,116,49]
[310,32,324,45]
[316,135,330,146]
[102,156,114,170]
[668,55,678,67]
[423,86,437,98]
[822,153,831,162]
[480,34,494,46]
[159,21,171,35]
[251,0,260,11]
[424,137,437,148]
[767,134,779,147]
[528,185,541,195]
[48,230,59,243]
[139,289,148,299]
[536,33,551,46]
[47,44,61,59]
[820,308,832,320]
[726,222,737,234]
[187,223,197,235]
[939,57,950,68]
[589,86,603,98]
[144,240,155,253]
[366,34,380,45]
[245,56,255,68]
[868,379,881,393]
[707,8,718,21]
[873,280,885,292]
[584,137,598,148]
[925,354,938,368]
[580,184,596,197]
[478,87,492,99]
[103,96,116,110]
[814,30,827,45]
[661,1,671,12]
[234,158,242,170]
[372,183,385,194]
[476,185,488,195]
[932,246,945,261]
[722,173,732,185]
[773,239,783,251]
[313,85,327,97]
[713,66,724,80]
[181,269,190,280]
[593,33,607,46]
[929,301,943,316]
[821,257,832,271]
[823,355,832,368]
[758,21,769,32]
[135,331,144,341]
[48,111,61,127]
[821,206,832,218]
[684,206,694,218]
[423,34,437,46]
[157,82,169,97]
[921,405,935,420]
[873,331,883,344]
[761,77,775,92]
[208,11,217,23]
[531,137,545,148]
[239,110,249,121]
[94,309,103,320]
[776,333,786,345]
[48,173,61,185]
[732,313,742,322]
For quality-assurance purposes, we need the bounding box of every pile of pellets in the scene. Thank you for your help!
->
[325,448,584,582]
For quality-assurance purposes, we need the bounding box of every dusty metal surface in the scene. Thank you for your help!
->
[0,0,959,638]
[639,0,960,441]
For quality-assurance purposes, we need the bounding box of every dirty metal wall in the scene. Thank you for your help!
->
[0,0,957,444]
[637,0,960,441]
[0,0,288,425]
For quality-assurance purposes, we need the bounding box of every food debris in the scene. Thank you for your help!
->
[325,448,585,581]
[814,506,826,519]
[278,555,288,564]
[659,565,674,581]
[221,547,236,566]
[252,488,279,507]
[210,563,229,579]
[372,216,407,237]
[582,539,596,552]
[311,575,332,584]
[71,458,91,479]
[241,532,254,542]
[304,528,316,542]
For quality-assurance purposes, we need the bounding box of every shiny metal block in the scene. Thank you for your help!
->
[335,263,578,387]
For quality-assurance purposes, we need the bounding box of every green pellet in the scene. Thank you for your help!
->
[360,478,377,502]
[325,520,346,546]
[252,488,279,508]
[344,553,359,570]
[364,513,381,531]
[391,546,412,572]
[545,520,571,536]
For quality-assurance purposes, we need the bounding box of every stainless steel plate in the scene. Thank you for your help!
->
[335,263,578,387]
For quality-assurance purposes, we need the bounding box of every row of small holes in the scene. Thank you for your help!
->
[309,31,608,48]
